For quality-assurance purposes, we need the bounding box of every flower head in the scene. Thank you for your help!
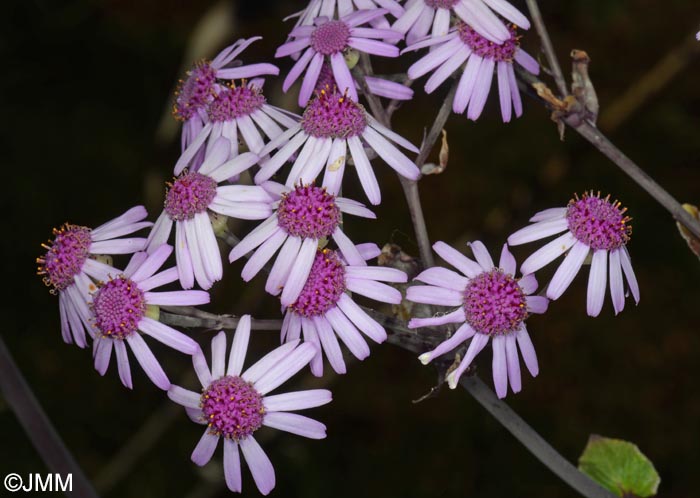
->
[393,0,529,44]
[276,11,402,106]
[404,22,540,121]
[407,241,546,398]
[173,37,280,157]
[228,181,377,306]
[255,87,419,205]
[508,191,639,317]
[282,244,407,376]
[147,140,272,290]
[168,318,330,494]
[174,81,299,176]
[37,206,152,347]
[91,245,209,390]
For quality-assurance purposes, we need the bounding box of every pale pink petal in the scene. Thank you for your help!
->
[492,335,508,398]
[126,334,170,390]
[433,241,483,278]
[263,412,327,439]
[227,315,251,376]
[191,431,219,466]
[504,334,522,394]
[138,317,199,355]
[417,322,475,364]
[337,294,387,343]
[168,385,201,408]
[587,249,608,317]
[223,439,242,493]
[546,241,590,300]
[508,218,570,245]
[519,232,577,275]
[620,247,640,304]
[609,249,625,315]
[406,284,463,306]
[408,308,467,328]
[239,437,275,495]
[313,316,347,374]
[264,389,332,412]
[516,326,538,376]
[325,307,371,360]
[254,343,317,394]
[243,341,299,384]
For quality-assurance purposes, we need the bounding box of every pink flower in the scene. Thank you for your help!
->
[255,87,419,205]
[168,317,330,495]
[173,37,279,156]
[147,141,272,290]
[508,191,639,316]
[228,182,376,306]
[407,241,546,398]
[37,206,152,348]
[404,22,539,121]
[276,10,402,106]
[91,245,209,390]
[281,244,406,376]
[394,0,529,44]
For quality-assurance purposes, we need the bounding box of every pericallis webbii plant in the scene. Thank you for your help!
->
[36,2,659,496]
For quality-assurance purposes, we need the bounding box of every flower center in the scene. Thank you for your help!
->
[164,172,218,221]
[458,22,520,62]
[201,375,265,440]
[566,192,632,251]
[425,0,459,8]
[310,20,351,55]
[290,249,346,317]
[301,87,368,139]
[93,276,146,339]
[463,270,527,336]
[172,61,217,121]
[207,83,266,122]
[37,224,92,293]
[277,184,341,238]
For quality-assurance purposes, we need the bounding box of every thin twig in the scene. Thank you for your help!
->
[160,306,283,331]
[459,376,616,498]
[0,335,100,498]
[525,0,568,97]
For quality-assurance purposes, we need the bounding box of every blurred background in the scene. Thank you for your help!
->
[3,0,700,496]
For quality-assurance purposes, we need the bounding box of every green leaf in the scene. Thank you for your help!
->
[578,435,660,497]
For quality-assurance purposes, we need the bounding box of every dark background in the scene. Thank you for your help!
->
[3,0,699,497]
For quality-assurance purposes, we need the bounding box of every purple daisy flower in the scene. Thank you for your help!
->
[37,206,152,348]
[276,10,402,106]
[174,81,300,176]
[287,0,405,31]
[407,241,547,398]
[394,0,529,44]
[173,37,279,153]
[281,245,406,376]
[254,88,419,205]
[228,182,376,307]
[168,317,329,495]
[508,191,640,317]
[91,245,209,390]
[147,141,272,290]
[404,22,540,121]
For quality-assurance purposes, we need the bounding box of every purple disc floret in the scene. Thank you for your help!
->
[164,172,218,221]
[301,87,368,138]
[277,184,341,239]
[290,249,347,317]
[201,376,265,440]
[566,192,632,251]
[38,224,92,293]
[207,84,266,122]
[463,270,528,336]
[92,276,147,340]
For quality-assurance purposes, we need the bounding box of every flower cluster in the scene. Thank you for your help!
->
[37,1,644,495]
